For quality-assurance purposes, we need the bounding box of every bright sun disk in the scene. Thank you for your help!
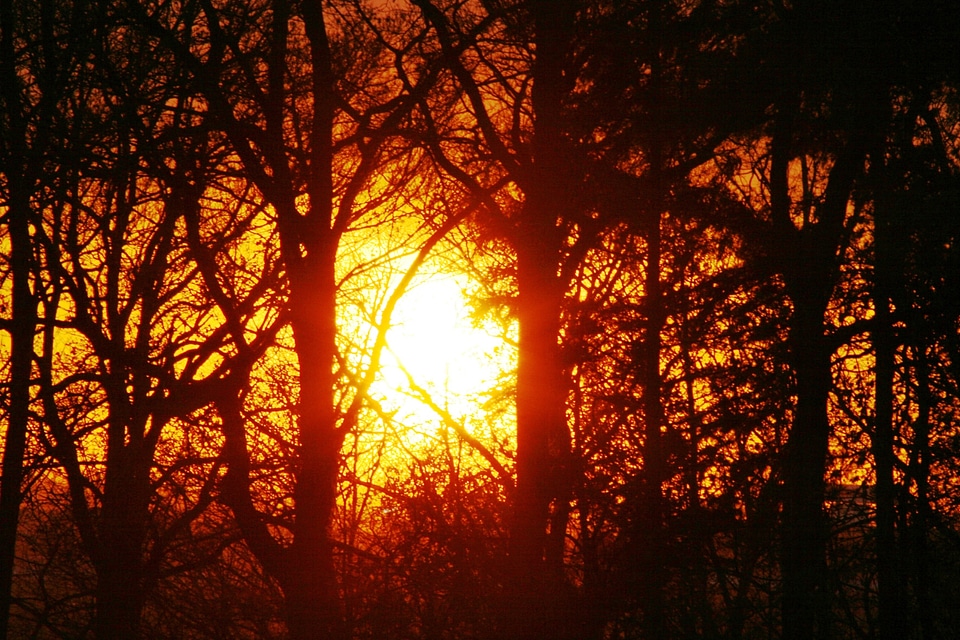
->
[375,272,507,428]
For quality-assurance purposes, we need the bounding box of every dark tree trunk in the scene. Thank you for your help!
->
[93,544,146,640]
[90,392,153,640]
[273,5,346,627]
[772,81,878,638]
[283,240,348,640]
[93,440,151,639]
[909,348,934,640]
[0,183,35,640]
[779,308,832,640]
[188,0,350,633]
[0,1,36,626]
[509,223,567,639]
[506,4,575,638]
[872,206,906,640]
[638,199,668,639]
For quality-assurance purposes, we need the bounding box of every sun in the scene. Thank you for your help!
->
[373,271,510,432]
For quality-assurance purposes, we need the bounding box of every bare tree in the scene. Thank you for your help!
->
[129,1,457,637]
[21,10,287,634]
[0,0,99,633]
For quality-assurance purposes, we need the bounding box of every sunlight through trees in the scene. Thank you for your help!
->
[2,1,960,639]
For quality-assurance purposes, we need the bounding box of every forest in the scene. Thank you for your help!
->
[1,0,959,638]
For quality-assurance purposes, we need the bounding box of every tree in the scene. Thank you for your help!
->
[131,1,454,637]
[867,66,960,638]
[3,1,959,638]
[711,2,960,637]
[20,7,287,634]
[411,1,772,637]
[407,2,590,634]
[0,0,97,633]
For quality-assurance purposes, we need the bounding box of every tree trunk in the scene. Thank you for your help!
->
[283,240,348,640]
[94,549,146,640]
[0,2,37,633]
[872,207,906,640]
[779,310,832,640]
[505,3,574,638]
[773,87,876,640]
[909,348,933,640]
[0,183,34,640]
[508,216,567,640]
[638,202,668,639]
[94,443,150,639]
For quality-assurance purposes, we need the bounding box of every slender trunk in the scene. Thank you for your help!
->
[255,1,344,635]
[284,240,347,640]
[509,223,567,640]
[0,1,36,633]
[635,10,672,629]
[910,348,933,640]
[506,3,573,638]
[639,205,668,638]
[576,491,607,640]
[679,279,720,638]
[0,188,34,640]
[94,441,150,639]
[872,210,906,640]
[780,304,832,640]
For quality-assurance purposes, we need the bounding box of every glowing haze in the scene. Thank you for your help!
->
[374,271,511,430]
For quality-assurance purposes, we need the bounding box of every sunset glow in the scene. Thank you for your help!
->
[3,1,955,638]
[373,271,512,430]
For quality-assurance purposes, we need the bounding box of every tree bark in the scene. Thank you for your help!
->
[909,347,933,640]
[640,233,669,638]
[872,202,906,640]
[282,238,348,640]
[0,175,35,640]
[94,515,148,639]
[773,85,878,639]
[509,221,567,639]
[91,381,153,640]
[0,0,37,630]
[779,308,832,640]
[506,4,575,638]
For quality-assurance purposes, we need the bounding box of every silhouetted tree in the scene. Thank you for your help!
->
[0,0,100,633]
[131,1,454,637]
[710,3,960,638]
[18,8,286,634]
[2,1,959,638]
[412,1,775,637]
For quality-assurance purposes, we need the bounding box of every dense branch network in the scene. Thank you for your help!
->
[1,1,959,639]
